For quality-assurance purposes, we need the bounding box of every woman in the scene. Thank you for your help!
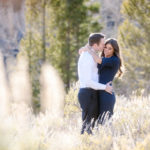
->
[80,38,123,124]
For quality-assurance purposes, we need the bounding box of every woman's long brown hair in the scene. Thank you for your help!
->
[101,38,123,77]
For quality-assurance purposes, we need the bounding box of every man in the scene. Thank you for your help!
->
[78,33,112,134]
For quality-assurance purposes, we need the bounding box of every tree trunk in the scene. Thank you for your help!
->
[42,0,46,62]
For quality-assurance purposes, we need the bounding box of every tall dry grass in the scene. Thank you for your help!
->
[0,56,150,150]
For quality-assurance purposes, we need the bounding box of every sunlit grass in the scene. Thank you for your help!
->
[0,56,150,150]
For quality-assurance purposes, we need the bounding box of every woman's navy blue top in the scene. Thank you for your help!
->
[98,56,120,84]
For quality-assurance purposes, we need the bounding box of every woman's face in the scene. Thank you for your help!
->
[104,43,114,57]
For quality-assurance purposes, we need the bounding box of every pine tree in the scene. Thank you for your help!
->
[118,0,150,95]
[49,0,102,89]
[21,0,51,112]
[21,0,103,110]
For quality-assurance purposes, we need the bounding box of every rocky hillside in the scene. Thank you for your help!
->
[0,0,25,73]
[99,0,123,38]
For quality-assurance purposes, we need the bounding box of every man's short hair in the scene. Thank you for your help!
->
[88,33,105,46]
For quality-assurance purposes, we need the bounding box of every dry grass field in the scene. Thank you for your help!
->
[0,57,149,150]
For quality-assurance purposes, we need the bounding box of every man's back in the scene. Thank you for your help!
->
[78,51,99,89]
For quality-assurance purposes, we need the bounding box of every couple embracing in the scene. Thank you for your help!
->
[77,33,123,135]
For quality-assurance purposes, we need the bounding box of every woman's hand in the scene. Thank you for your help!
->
[87,47,102,64]
[78,47,87,55]
[87,47,93,54]
[78,44,90,55]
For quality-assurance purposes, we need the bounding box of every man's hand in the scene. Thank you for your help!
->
[105,81,113,94]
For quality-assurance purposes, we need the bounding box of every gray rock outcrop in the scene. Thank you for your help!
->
[0,0,25,74]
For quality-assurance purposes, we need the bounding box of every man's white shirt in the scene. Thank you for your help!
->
[78,51,106,90]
